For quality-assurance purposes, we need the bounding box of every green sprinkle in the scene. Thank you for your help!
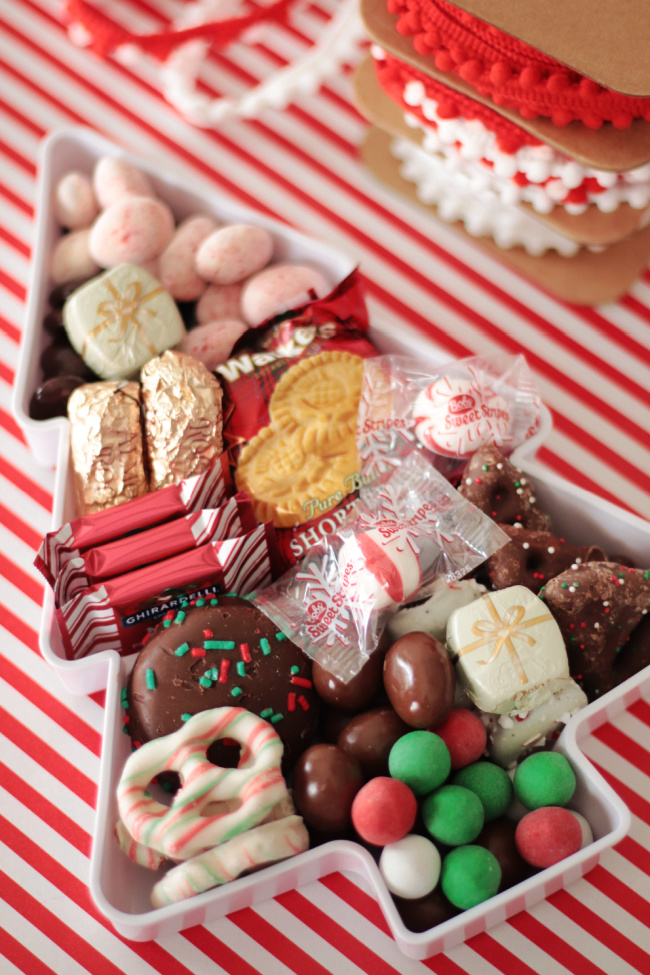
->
[260,638,271,655]
[561,583,568,589]
[231,686,243,698]
[204,640,235,650]
[181,713,192,722]
[199,676,212,688]
[175,642,190,657]
[260,708,274,719]
[270,713,284,724]
[224,592,238,597]
[145,669,156,690]
[122,725,130,734]
[174,610,186,624]
[236,661,246,677]
[210,598,219,606]
[121,698,129,710]
[163,619,172,628]
[275,632,287,641]
[196,598,205,607]
[481,464,488,471]
[290,665,299,675]
[120,687,128,700]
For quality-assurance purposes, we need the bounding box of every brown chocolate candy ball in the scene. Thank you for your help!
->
[40,341,96,381]
[43,308,65,335]
[383,632,455,729]
[392,888,459,932]
[312,647,385,712]
[337,706,410,779]
[29,375,88,420]
[49,275,95,308]
[292,743,364,834]
[477,818,534,891]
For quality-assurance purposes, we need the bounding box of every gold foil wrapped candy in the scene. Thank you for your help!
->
[68,381,148,515]
[141,350,223,490]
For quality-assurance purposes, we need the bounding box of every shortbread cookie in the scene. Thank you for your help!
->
[269,350,365,438]
[236,419,359,527]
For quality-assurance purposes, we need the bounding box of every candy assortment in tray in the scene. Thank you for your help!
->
[15,127,650,960]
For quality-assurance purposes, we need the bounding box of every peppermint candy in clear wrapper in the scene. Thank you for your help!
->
[357,354,541,482]
[254,451,508,684]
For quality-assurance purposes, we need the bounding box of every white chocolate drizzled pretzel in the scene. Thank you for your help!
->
[117,707,288,861]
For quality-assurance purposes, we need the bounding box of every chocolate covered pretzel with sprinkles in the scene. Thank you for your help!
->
[458,444,551,530]
[541,562,650,699]
[125,593,319,775]
[486,525,606,594]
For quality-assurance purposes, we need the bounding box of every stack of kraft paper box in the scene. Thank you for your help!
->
[354,0,650,303]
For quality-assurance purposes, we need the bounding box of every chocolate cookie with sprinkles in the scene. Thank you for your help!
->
[125,594,320,775]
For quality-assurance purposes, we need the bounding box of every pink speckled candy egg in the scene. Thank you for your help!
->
[195,224,274,286]
[50,229,100,285]
[240,263,331,326]
[89,195,175,268]
[181,319,248,371]
[157,214,218,301]
[54,171,99,229]
[196,282,243,324]
[92,156,155,208]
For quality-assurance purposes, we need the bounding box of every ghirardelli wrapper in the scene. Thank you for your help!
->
[142,350,223,490]
[54,522,279,660]
[68,380,148,516]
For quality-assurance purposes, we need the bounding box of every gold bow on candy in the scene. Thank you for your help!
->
[457,596,553,684]
[84,279,162,357]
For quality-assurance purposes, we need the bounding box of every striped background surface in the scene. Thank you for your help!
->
[1,1,650,973]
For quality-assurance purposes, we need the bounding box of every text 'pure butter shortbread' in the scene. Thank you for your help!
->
[236,350,365,527]
[63,263,186,381]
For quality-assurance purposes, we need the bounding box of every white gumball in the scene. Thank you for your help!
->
[379,834,441,899]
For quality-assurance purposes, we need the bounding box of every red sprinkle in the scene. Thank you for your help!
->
[219,659,230,682]
[288,692,296,712]
[290,676,312,688]
[191,647,206,658]
[203,629,213,639]
[298,695,310,711]
[240,643,251,663]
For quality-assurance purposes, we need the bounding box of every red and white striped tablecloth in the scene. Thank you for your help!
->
[1,1,650,973]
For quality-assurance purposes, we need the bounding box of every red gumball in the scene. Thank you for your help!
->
[351,776,417,847]
[515,806,583,868]
[432,708,488,769]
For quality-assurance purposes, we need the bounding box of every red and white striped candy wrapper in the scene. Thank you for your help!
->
[54,521,278,660]
[53,491,258,605]
[35,451,233,586]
